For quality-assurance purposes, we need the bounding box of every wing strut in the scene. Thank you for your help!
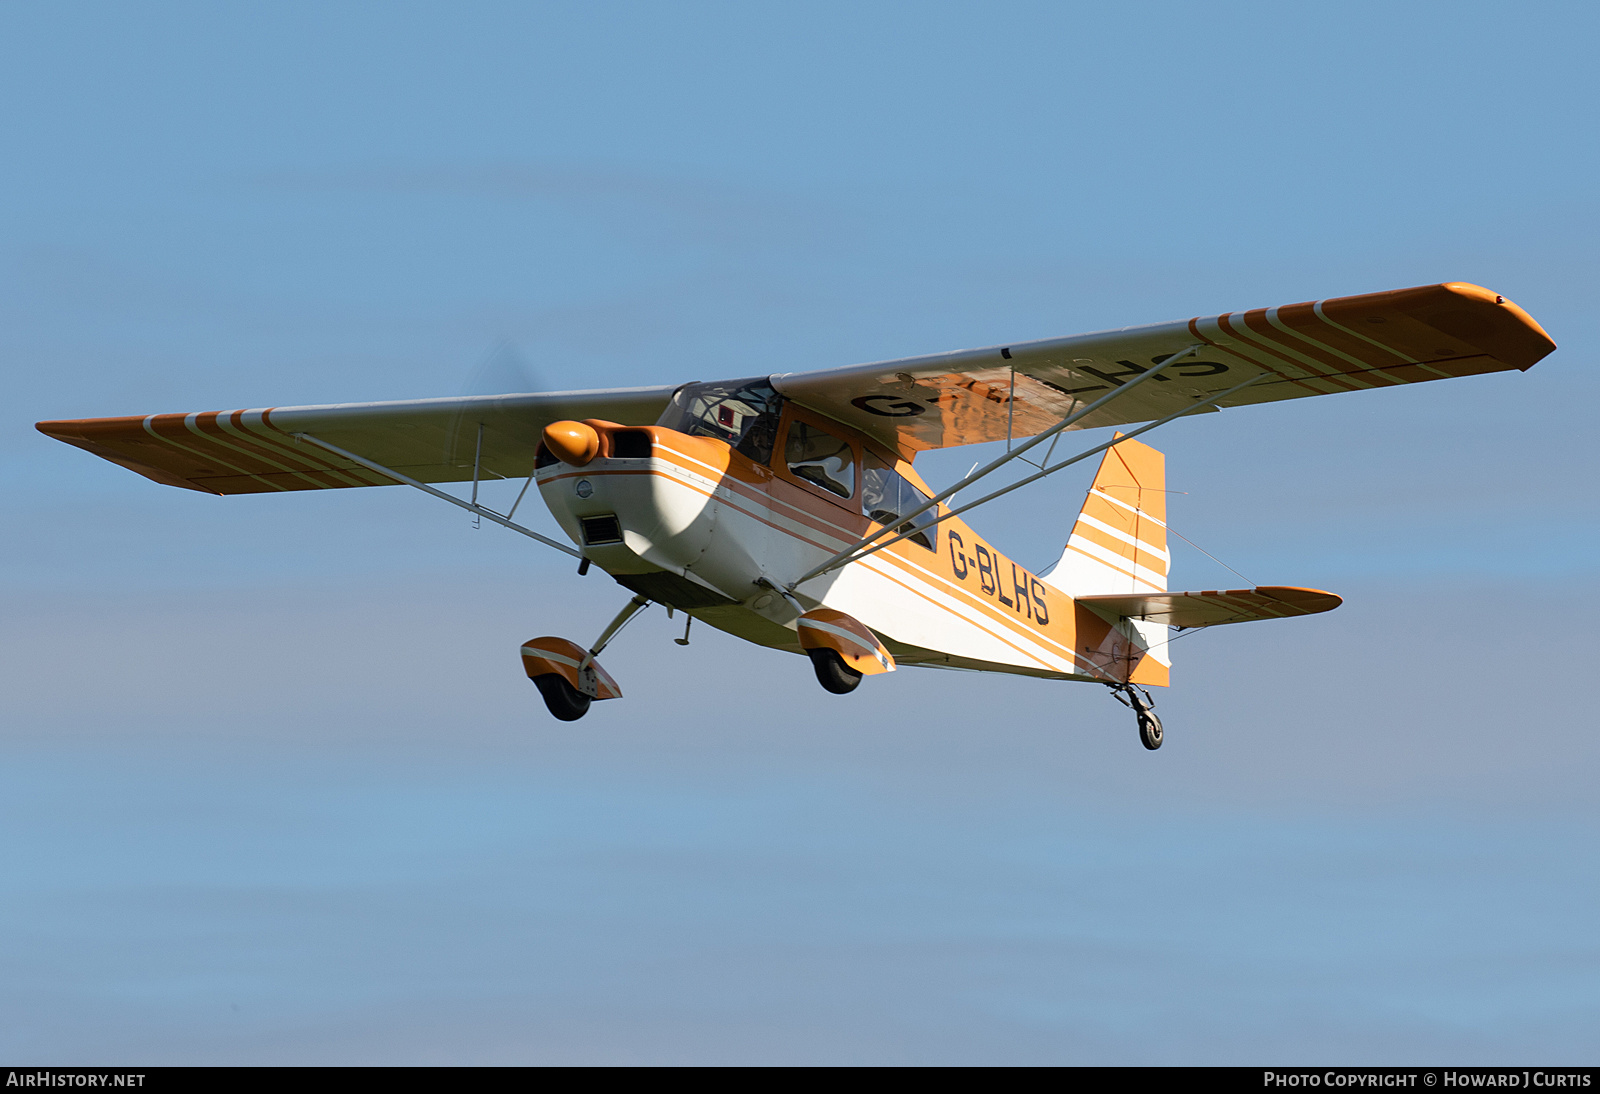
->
[790,367,1269,587]
[787,346,1204,589]
[290,432,582,558]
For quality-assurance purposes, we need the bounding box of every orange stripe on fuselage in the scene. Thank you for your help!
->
[544,464,856,558]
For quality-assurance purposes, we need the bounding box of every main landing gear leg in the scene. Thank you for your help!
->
[1108,683,1163,750]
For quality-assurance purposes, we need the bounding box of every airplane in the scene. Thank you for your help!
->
[36,281,1555,749]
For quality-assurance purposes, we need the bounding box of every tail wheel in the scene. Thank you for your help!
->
[533,673,592,721]
[1137,710,1163,750]
[807,648,862,695]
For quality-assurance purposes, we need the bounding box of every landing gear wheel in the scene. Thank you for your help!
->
[1108,683,1163,751]
[533,673,591,721]
[808,647,862,694]
[1137,710,1163,750]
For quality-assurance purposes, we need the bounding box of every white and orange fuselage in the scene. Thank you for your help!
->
[536,415,1172,688]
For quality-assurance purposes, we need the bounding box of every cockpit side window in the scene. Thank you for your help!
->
[657,378,785,465]
[861,454,938,551]
[785,421,855,499]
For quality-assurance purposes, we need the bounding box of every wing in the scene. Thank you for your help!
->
[772,282,1555,457]
[1077,586,1343,629]
[36,387,677,495]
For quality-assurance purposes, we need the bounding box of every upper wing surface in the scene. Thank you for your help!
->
[772,282,1554,456]
[37,387,676,495]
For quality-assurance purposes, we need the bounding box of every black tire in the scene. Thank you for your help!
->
[807,647,862,695]
[1138,710,1163,750]
[533,673,592,721]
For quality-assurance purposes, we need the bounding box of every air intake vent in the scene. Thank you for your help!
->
[610,431,653,459]
[579,515,623,545]
[534,442,559,469]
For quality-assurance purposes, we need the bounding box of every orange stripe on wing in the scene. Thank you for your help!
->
[1189,318,1336,398]
[1238,309,1398,388]
[226,410,392,485]
[1213,313,1368,393]
[190,411,379,489]
[139,413,296,492]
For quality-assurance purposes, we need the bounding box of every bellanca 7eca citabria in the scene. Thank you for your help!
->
[39,282,1554,749]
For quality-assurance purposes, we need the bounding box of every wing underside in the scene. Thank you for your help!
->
[773,282,1555,457]
[36,387,677,495]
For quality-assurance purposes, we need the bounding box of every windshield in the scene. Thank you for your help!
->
[658,378,786,465]
[862,455,938,551]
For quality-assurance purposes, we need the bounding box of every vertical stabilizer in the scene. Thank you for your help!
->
[1048,436,1171,684]
[1045,436,1168,597]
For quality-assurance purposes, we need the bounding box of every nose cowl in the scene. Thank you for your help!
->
[543,420,601,466]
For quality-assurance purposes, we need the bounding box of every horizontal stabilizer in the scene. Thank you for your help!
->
[1077,586,1342,629]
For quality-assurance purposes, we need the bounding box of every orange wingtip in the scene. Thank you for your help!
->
[1251,586,1344,615]
[1316,282,1555,372]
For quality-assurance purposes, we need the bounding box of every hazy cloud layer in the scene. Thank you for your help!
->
[1,733,1595,1064]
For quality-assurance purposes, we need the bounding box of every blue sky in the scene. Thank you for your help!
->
[1,0,1597,1064]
